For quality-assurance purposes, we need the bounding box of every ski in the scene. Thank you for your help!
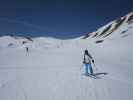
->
[84,73,101,79]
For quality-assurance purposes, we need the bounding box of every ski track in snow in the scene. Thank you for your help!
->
[0,43,133,100]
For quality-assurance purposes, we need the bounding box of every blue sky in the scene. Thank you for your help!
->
[0,0,133,38]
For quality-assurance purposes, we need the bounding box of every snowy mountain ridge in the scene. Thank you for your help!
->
[0,12,132,49]
[82,12,133,40]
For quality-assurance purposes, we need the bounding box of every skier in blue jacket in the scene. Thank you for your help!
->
[83,49,94,75]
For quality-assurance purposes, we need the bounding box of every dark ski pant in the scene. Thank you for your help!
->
[84,63,93,74]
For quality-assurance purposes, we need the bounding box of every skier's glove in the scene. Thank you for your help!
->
[92,59,94,63]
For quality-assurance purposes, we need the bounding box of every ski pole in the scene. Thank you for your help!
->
[93,62,98,71]
[92,59,98,71]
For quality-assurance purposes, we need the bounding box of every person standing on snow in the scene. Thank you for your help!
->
[83,49,95,75]
[25,47,29,56]
[26,47,29,53]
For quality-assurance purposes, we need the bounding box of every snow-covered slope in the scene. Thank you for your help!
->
[82,12,133,40]
[0,12,133,100]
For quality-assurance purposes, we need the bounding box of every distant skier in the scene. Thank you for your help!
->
[83,49,95,75]
[26,47,28,52]
[26,47,29,54]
